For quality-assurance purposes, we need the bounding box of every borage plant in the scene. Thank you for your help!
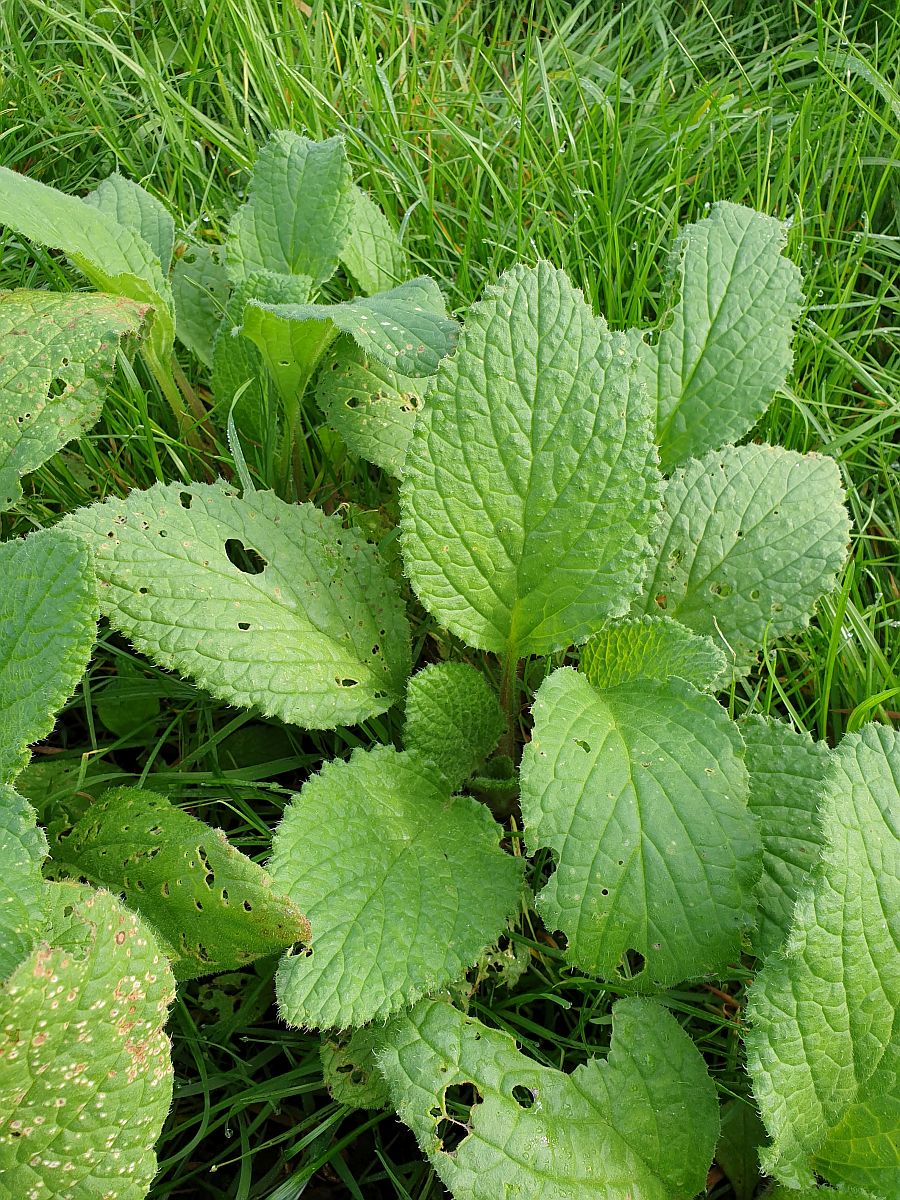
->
[0,136,896,1200]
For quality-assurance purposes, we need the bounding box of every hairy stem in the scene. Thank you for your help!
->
[499,649,520,762]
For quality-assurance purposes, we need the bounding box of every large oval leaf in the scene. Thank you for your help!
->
[400,261,660,658]
[60,481,411,729]
[520,667,758,985]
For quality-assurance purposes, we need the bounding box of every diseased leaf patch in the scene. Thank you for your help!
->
[49,787,311,980]
[321,1026,390,1110]
[0,883,175,1200]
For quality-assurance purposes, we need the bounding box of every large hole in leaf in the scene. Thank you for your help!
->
[224,538,267,575]
[511,1084,535,1110]
[436,1082,482,1154]
[48,376,67,399]
[618,948,646,978]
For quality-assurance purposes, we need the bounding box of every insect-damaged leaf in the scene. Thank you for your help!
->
[636,202,803,471]
[171,240,231,368]
[0,289,148,512]
[320,1026,390,1110]
[520,668,759,985]
[378,997,719,1200]
[270,746,523,1029]
[0,529,98,783]
[637,443,849,668]
[400,262,660,658]
[0,786,47,981]
[60,481,410,729]
[0,882,175,1199]
[49,787,311,980]
[745,723,900,1192]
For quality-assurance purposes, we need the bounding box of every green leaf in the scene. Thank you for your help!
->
[378,996,719,1200]
[244,276,458,379]
[0,786,47,981]
[320,1027,390,1110]
[742,717,830,958]
[227,270,320,406]
[95,660,161,741]
[270,746,523,1029]
[637,443,850,666]
[315,337,425,477]
[400,262,659,658]
[60,480,410,729]
[716,1101,769,1200]
[745,723,900,1191]
[403,662,505,793]
[0,529,98,783]
[0,882,175,1198]
[0,165,175,360]
[642,202,803,471]
[84,174,176,274]
[0,289,148,511]
[579,615,727,691]
[227,131,352,284]
[764,1188,880,1200]
[171,240,231,368]
[48,786,310,980]
[339,184,411,295]
[520,667,758,985]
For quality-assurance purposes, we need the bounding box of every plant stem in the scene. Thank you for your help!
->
[499,649,520,762]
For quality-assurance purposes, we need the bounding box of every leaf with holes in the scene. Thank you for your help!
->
[227,131,353,285]
[579,615,727,691]
[171,240,231,367]
[0,787,47,981]
[48,786,310,980]
[520,667,758,985]
[400,262,660,658]
[321,1027,390,1110]
[378,996,719,1200]
[0,882,174,1198]
[339,184,411,295]
[637,443,849,667]
[0,289,148,511]
[742,717,831,958]
[637,202,803,471]
[745,723,900,1192]
[244,276,457,380]
[84,174,176,274]
[60,480,410,729]
[403,662,506,793]
[315,337,426,476]
[270,746,523,1029]
[0,529,99,783]
[0,165,174,360]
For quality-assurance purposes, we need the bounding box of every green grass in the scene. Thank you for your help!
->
[2,0,898,1194]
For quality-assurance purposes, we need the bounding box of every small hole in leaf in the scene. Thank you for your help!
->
[161,882,170,897]
[139,586,149,594]
[371,644,380,656]
[158,529,167,538]
[178,491,193,509]
[436,1083,482,1154]
[196,943,211,962]
[349,1068,365,1085]
[617,859,624,866]
[225,538,267,574]
[63,904,74,918]
[512,1084,535,1110]
[345,396,360,409]
[574,739,591,753]
[655,593,667,609]
[336,1062,354,1074]
[194,899,203,911]
[335,677,359,688]
[48,376,67,399]
[238,621,250,630]
[600,888,610,897]
[620,948,646,977]
[221,888,229,903]
[204,871,215,887]
[750,589,760,601]
[710,582,732,598]
[242,900,253,912]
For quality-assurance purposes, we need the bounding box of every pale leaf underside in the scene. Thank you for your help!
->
[378,997,719,1200]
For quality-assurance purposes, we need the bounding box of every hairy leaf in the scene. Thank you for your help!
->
[520,668,758,985]
[171,240,231,367]
[227,131,352,284]
[579,615,727,691]
[321,1027,390,1110]
[340,184,411,295]
[400,262,660,658]
[0,787,47,981]
[642,202,803,470]
[271,746,523,1029]
[378,997,719,1200]
[49,787,311,980]
[0,165,174,359]
[745,724,900,1191]
[60,480,410,729]
[84,174,176,274]
[742,717,830,958]
[315,337,425,476]
[638,443,849,666]
[403,662,505,793]
[245,276,457,379]
[0,882,175,1198]
[227,270,322,406]
[0,530,98,782]
[0,289,148,511]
